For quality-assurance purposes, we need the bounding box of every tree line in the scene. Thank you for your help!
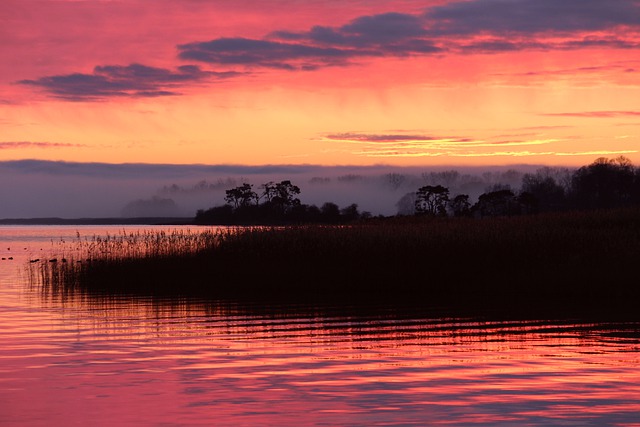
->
[411,156,640,218]
[195,180,371,225]
[195,156,640,224]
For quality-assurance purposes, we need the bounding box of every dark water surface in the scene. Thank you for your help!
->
[1,226,640,426]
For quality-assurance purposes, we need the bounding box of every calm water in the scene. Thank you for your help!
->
[1,225,640,426]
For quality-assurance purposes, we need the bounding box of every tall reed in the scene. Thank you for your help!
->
[30,208,640,306]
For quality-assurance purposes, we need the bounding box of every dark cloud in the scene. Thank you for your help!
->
[559,37,640,50]
[324,133,469,143]
[458,37,638,54]
[347,12,424,34]
[331,12,428,44]
[517,125,574,131]
[543,111,640,118]
[18,63,240,101]
[424,0,640,54]
[494,64,626,78]
[181,13,441,69]
[273,12,431,48]
[16,2,640,102]
[275,12,442,56]
[459,39,547,53]
[426,0,640,35]
[178,3,640,71]
[178,37,355,70]
[0,141,85,149]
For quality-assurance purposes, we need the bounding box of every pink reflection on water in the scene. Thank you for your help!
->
[2,226,640,426]
[2,293,640,426]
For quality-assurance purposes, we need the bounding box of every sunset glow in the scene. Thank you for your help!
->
[2,0,639,168]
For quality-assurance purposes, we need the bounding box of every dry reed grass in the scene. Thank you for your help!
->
[30,208,640,306]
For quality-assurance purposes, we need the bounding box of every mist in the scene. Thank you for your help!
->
[0,160,548,219]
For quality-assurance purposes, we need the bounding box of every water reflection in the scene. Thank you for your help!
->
[3,287,640,426]
[3,226,640,426]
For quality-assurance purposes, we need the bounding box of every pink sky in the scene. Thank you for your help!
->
[1,0,639,167]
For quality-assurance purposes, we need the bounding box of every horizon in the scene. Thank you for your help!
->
[0,158,552,218]
[2,0,639,171]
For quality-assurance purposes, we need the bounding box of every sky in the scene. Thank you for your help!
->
[0,0,639,217]
[2,0,639,168]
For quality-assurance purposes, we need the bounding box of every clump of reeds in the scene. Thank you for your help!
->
[31,228,229,295]
[29,208,640,306]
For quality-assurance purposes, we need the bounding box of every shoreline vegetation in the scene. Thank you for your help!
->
[31,207,640,311]
[24,156,640,313]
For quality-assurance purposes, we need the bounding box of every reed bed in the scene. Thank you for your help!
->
[30,208,640,306]
[33,228,227,295]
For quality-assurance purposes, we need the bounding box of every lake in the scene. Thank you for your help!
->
[1,225,640,426]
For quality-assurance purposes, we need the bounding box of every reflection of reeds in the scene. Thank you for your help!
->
[30,208,640,305]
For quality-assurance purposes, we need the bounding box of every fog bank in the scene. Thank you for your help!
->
[0,160,549,219]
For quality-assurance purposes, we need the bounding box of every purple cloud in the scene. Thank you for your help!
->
[323,133,470,143]
[19,64,240,101]
[178,38,356,70]
[178,2,640,71]
[317,12,428,45]
[426,0,640,35]
[543,111,640,118]
[0,141,85,149]
[17,2,640,101]
[180,13,441,70]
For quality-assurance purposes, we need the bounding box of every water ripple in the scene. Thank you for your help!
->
[2,292,640,426]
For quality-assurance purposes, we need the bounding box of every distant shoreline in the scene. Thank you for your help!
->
[0,217,194,226]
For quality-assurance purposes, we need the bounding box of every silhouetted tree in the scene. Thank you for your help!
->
[305,204,322,222]
[254,180,302,220]
[449,194,471,217]
[320,202,341,223]
[415,185,449,216]
[522,168,567,212]
[474,189,518,217]
[225,183,257,208]
[359,211,373,220]
[340,204,360,222]
[571,156,636,209]
[633,166,640,205]
[270,180,301,210]
[287,203,313,224]
[517,191,538,215]
[260,181,278,203]
[194,204,234,224]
